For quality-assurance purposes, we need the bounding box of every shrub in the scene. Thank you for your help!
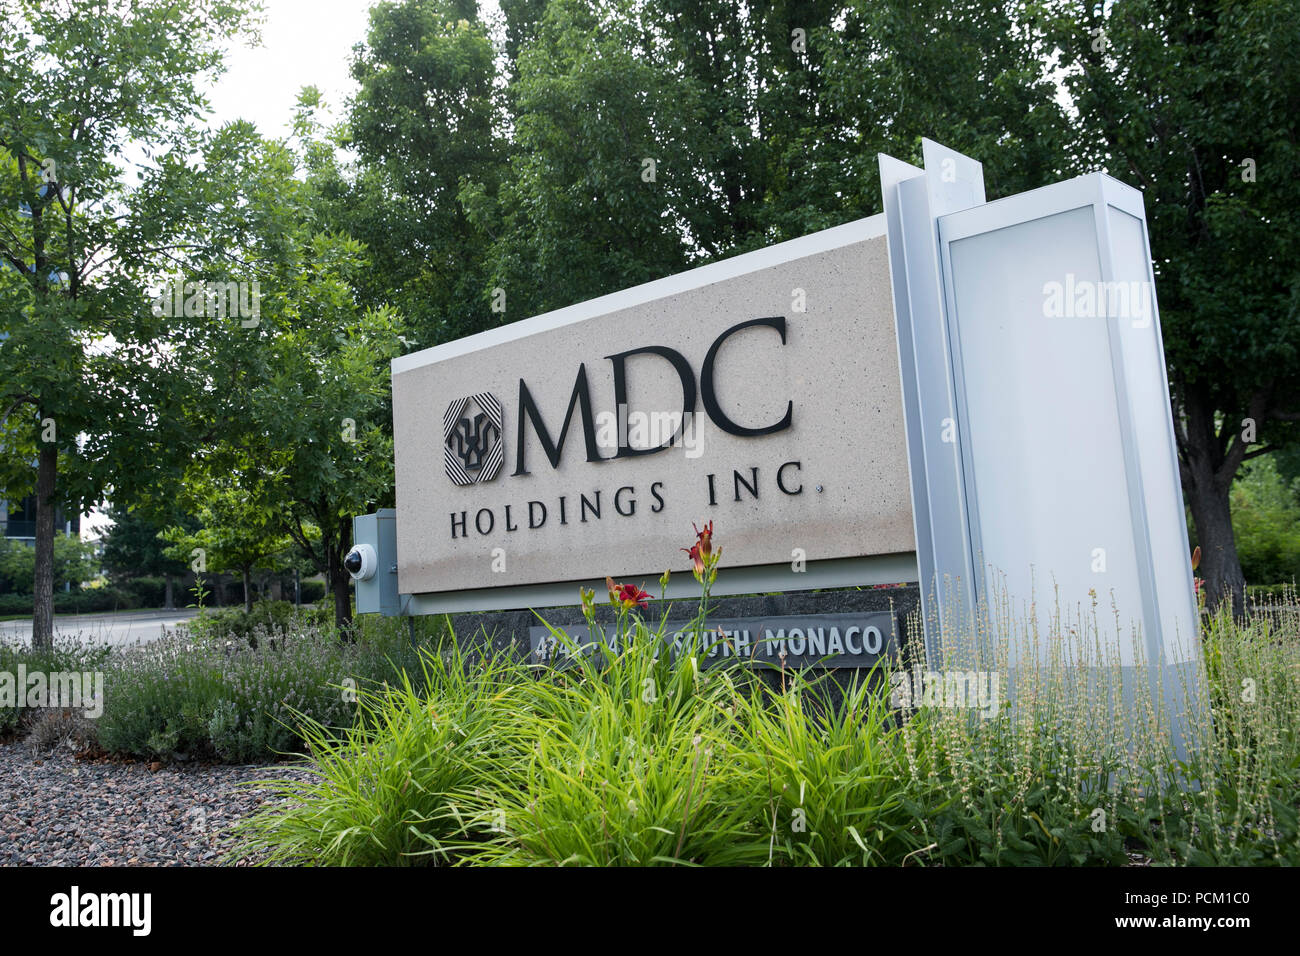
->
[187,600,332,646]
[95,617,430,761]
[230,524,1300,867]
[1231,457,1300,587]
[1247,583,1296,602]
[0,638,112,737]
[26,707,99,753]
[232,645,524,865]
[0,593,33,615]
[0,588,143,616]
[126,576,167,607]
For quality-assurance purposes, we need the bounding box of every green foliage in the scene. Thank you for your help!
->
[343,0,506,346]
[233,644,523,866]
[1231,457,1300,587]
[99,505,191,582]
[468,0,1076,324]
[728,671,921,866]
[123,575,167,607]
[0,587,140,616]
[187,599,332,647]
[229,585,1300,867]
[0,535,98,595]
[0,0,263,555]
[159,474,294,608]
[476,630,769,866]
[1247,583,1293,601]
[479,0,701,319]
[1163,598,1300,865]
[153,121,409,628]
[95,613,431,761]
[1044,0,1300,403]
[822,0,1076,207]
[0,637,111,736]
[900,718,1136,867]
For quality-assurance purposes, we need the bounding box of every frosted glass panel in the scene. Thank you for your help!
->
[947,206,1144,663]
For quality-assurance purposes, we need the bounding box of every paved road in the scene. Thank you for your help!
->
[0,608,197,648]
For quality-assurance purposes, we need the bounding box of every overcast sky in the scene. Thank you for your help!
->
[201,0,504,136]
[202,0,378,136]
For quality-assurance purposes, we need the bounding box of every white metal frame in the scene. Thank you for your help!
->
[878,141,987,644]
[880,140,1199,680]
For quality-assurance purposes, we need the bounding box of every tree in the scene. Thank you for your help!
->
[476,0,702,318]
[0,0,260,647]
[820,0,1077,210]
[161,466,291,615]
[99,504,192,608]
[473,0,1073,314]
[343,0,507,348]
[1045,0,1300,615]
[1225,457,1300,589]
[162,116,407,631]
[0,534,96,596]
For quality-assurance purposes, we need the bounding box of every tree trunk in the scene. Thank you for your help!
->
[1178,385,1249,619]
[1184,465,1247,614]
[241,566,252,613]
[31,445,58,650]
[327,515,354,636]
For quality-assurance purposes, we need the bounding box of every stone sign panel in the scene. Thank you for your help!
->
[391,218,914,602]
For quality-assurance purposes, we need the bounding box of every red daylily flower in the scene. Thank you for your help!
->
[615,583,650,611]
[682,521,722,581]
[693,520,713,558]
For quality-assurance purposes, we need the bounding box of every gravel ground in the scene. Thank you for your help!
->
[0,738,313,866]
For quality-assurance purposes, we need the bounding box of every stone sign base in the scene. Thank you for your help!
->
[446,585,921,670]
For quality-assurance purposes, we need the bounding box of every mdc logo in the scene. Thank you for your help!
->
[444,393,504,485]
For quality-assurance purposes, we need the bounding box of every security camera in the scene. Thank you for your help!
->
[344,543,378,582]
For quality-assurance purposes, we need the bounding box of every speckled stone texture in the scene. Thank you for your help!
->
[393,229,913,597]
[0,742,312,866]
